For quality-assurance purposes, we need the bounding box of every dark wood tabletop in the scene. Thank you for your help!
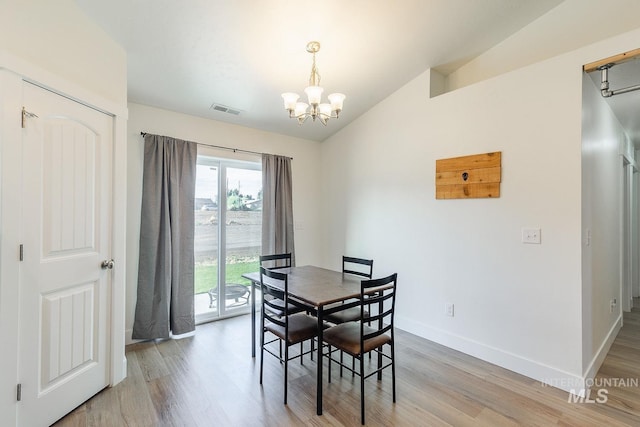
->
[242,265,361,308]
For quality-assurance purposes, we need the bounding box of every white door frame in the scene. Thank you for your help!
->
[620,155,637,313]
[0,53,127,425]
[633,166,639,301]
[622,158,631,313]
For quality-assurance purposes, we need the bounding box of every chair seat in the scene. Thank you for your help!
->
[323,321,391,356]
[265,313,323,345]
[324,305,369,324]
[265,297,307,317]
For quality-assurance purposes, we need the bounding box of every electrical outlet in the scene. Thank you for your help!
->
[522,228,541,244]
[445,303,454,317]
[610,298,617,313]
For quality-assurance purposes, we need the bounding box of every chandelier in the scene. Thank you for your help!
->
[281,41,345,126]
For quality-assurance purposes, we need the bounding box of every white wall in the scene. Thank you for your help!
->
[125,103,321,342]
[581,73,631,378]
[0,0,126,106]
[319,26,640,390]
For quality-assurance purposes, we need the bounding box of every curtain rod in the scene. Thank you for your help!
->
[140,132,292,160]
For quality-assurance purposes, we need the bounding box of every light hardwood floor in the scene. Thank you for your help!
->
[54,305,640,426]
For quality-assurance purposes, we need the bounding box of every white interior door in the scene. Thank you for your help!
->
[18,82,113,426]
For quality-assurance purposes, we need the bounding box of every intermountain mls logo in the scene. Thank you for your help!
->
[567,388,609,404]
[543,377,639,404]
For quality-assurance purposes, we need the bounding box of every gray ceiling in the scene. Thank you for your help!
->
[75,0,639,144]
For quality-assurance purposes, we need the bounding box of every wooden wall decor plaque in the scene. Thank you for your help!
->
[436,152,501,199]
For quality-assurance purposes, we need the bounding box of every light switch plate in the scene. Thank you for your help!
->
[522,228,541,244]
[445,303,454,317]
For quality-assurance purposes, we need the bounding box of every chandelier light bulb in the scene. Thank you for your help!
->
[328,93,346,114]
[304,86,323,106]
[319,103,332,117]
[281,92,300,111]
[294,102,309,117]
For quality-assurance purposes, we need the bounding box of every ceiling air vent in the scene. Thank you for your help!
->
[210,103,241,115]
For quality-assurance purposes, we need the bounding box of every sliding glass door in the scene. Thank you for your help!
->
[194,156,261,322]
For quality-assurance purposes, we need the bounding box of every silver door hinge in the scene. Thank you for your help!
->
[21,107,38,128]
[19,244,23,261]
[16,383,21,402]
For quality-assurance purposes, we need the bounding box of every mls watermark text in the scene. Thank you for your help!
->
[541,377,639,404]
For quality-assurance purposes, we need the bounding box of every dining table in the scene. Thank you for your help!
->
[242,265,362,416]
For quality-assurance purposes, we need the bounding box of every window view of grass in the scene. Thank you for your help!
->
[194,259,260,294]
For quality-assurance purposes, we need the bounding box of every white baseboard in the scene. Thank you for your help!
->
[582,314,622,384]
[124,329,143,346]
[396,315,586,395]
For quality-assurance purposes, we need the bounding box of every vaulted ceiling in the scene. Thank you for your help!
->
[76,0,639,144]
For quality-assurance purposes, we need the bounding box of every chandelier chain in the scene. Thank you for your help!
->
[308,51,321,87]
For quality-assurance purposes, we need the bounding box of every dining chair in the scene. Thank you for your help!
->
[324,256,374,375]
[342,256,374,278]
[260,253,316,362]
[259,253,306,316]
[259,267,324,404]
[324,256,373,324]
[322,273,397,425]
[260,252,291,269]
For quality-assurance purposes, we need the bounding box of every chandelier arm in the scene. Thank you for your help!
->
[297,114,310,125]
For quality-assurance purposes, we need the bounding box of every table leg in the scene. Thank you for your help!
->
[251,280,256,357]
[317,305,323,415]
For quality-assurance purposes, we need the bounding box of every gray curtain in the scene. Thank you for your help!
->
[262,154,296,265]
[132,134,197,339]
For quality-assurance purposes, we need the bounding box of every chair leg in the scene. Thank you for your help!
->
[391,342,396,402]
[377,348,383,381]
[340,350,344,377]
[360,355,365,425]
[352,355,356,378]
[259,345,264,385]
[284,343,289,404]
[300,342,304,365]
[328,345,332,383]
[311,338,315,361]
[259,320,265,385]
[368,308,372,360]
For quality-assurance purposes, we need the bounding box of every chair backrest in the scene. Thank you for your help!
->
[260,266,289,328]
[360,273,397,348]
[342,256,374,279]
[260,253,292,270]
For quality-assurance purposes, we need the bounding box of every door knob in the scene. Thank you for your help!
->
[101,259,115,270]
